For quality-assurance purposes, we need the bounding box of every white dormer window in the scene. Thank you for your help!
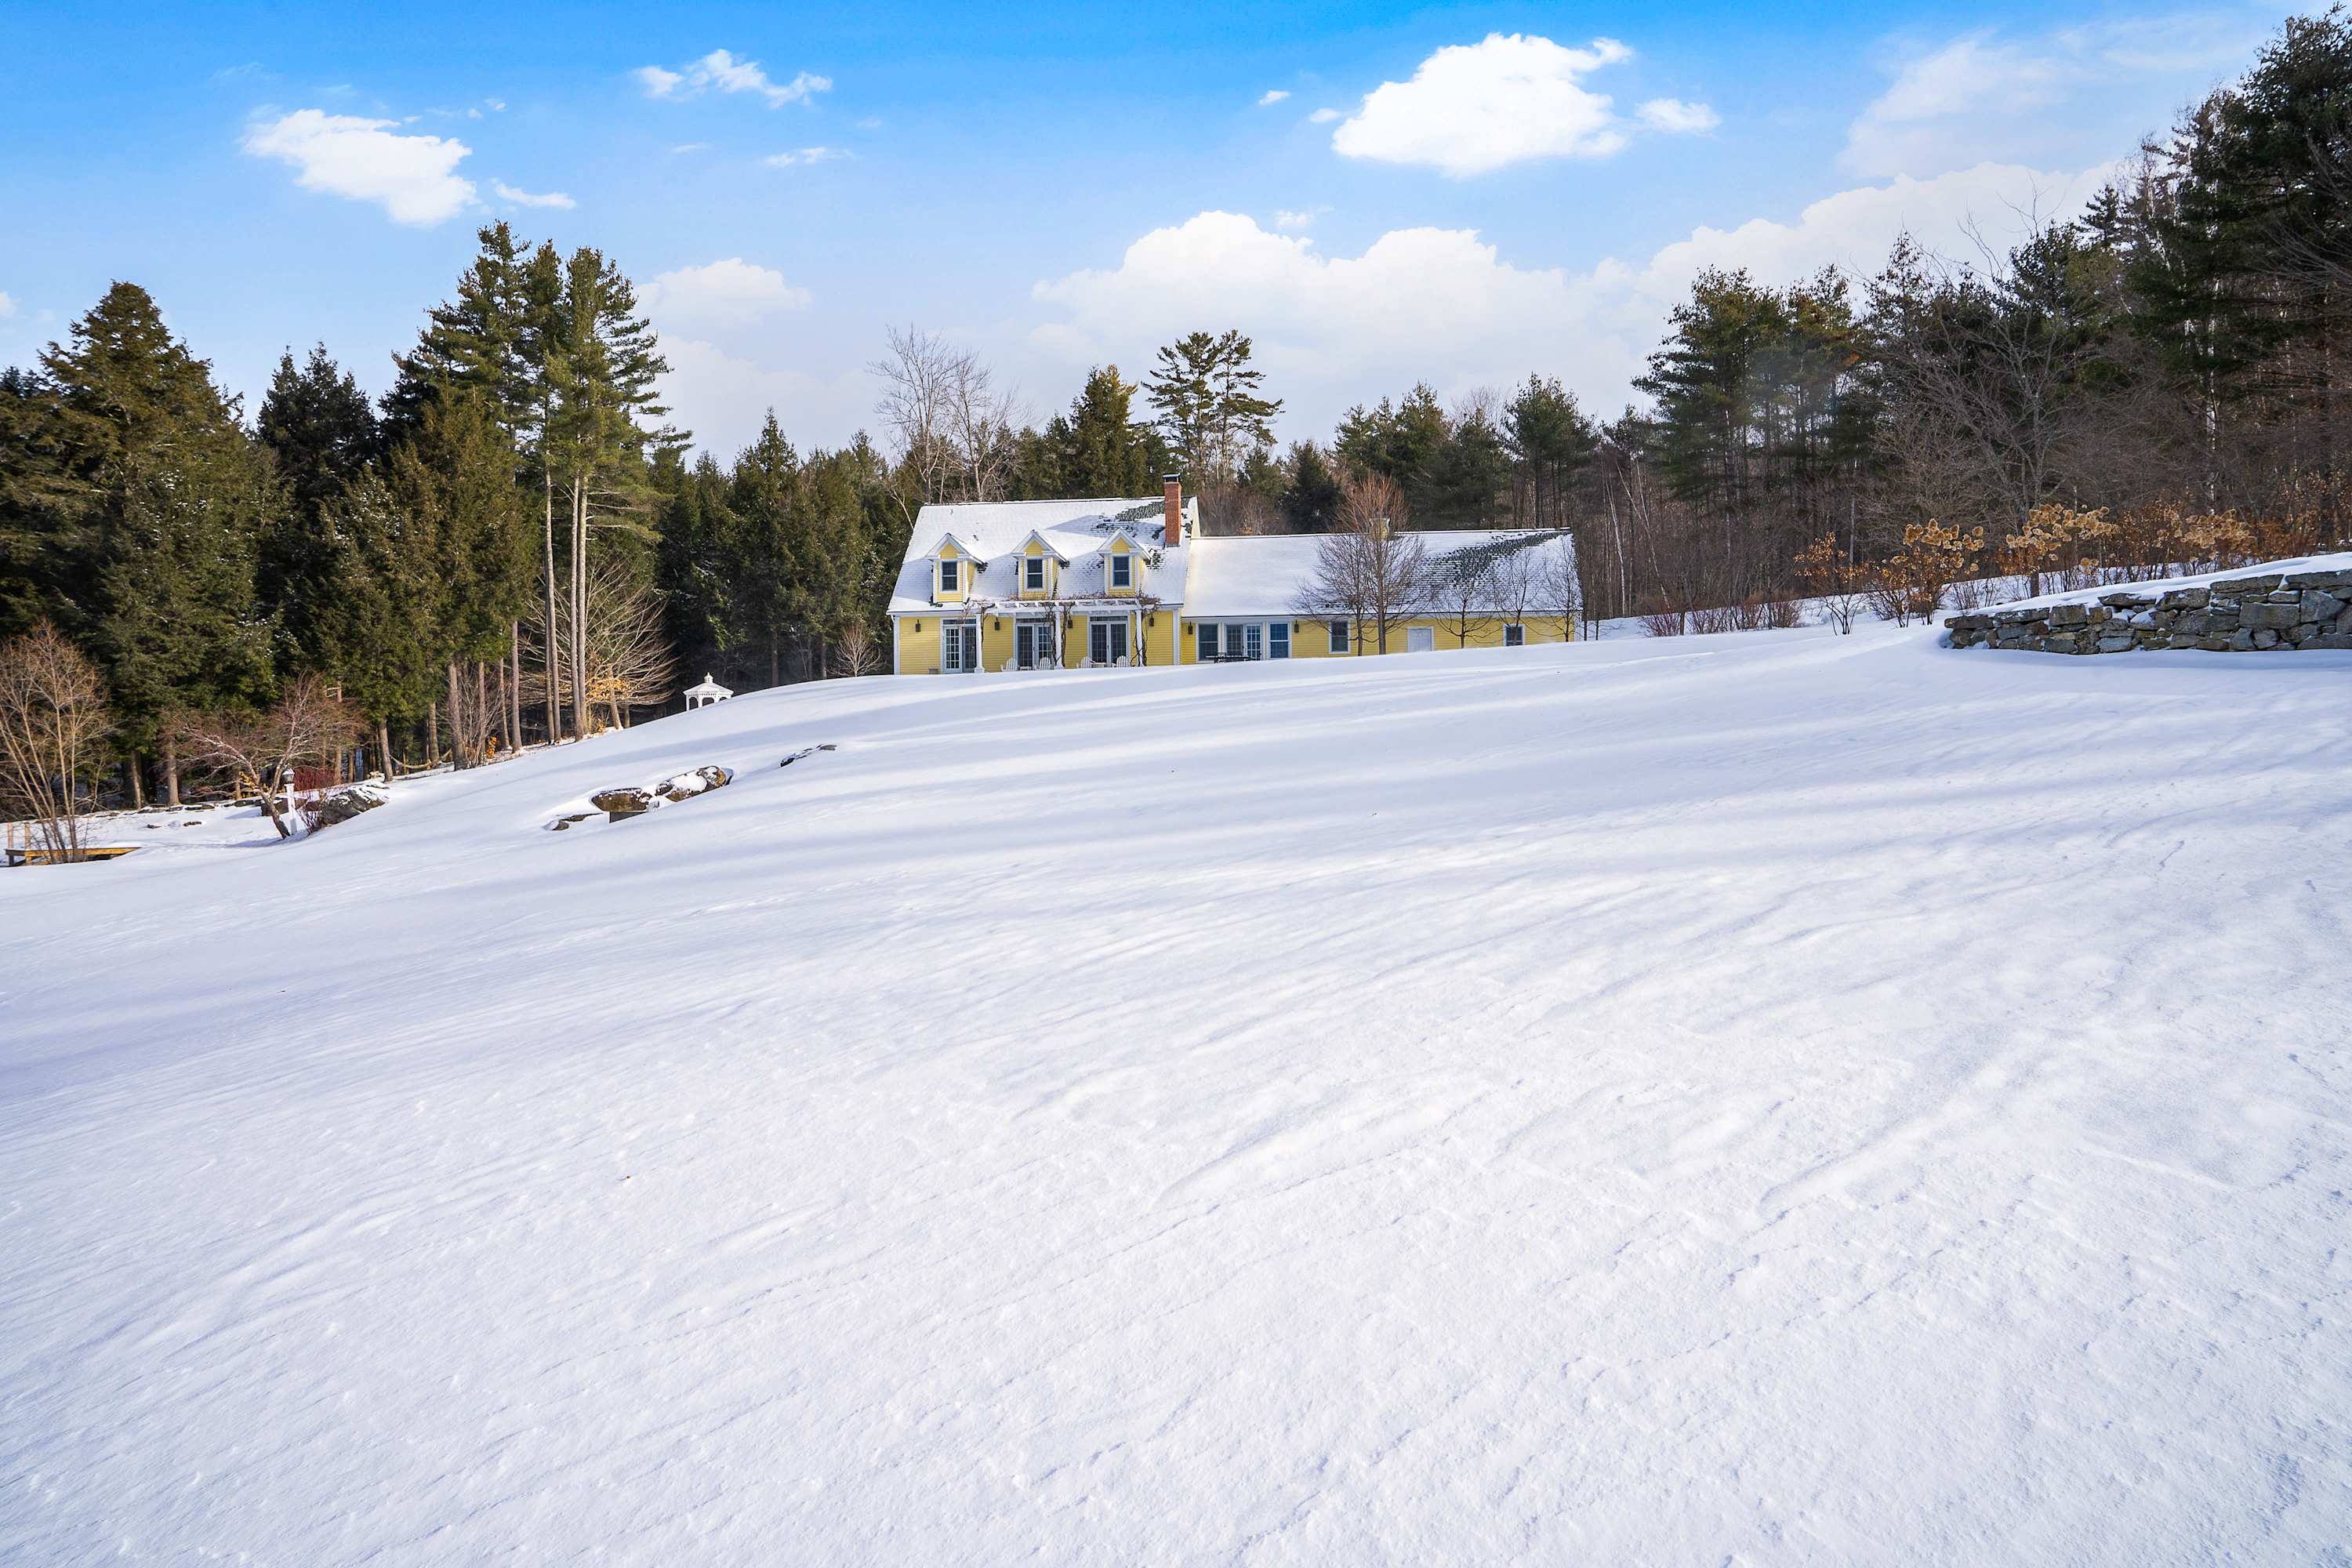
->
[939,558,960,593]
[1111,554,1132,589]
[1025,556,1045,590]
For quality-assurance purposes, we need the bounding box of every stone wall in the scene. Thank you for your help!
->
[1944,564,2352,655]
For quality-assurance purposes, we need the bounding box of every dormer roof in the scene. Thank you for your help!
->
[1018,528,1072,564]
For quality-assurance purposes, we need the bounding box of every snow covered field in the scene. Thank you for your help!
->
[3,625,2347,1564]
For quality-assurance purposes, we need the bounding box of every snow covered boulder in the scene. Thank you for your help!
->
[314,781,388,828]
[657,765,732,802]
[586,767,731,823]
[590,788,655,820]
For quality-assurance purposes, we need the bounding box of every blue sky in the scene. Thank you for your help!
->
[0,1,2296,457]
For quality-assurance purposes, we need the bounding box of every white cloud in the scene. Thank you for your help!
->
[1258,89,1290,107]
[1331,33,1635,176]
[765,147,847,167]
[1842,14,2283,179]
[1032,211,1624,415]
[657,336,869,459]
[1632,160,2114,308]
[0,292,15,320]
[1637,97,1719,134]
[1308,107,1341,124]
[636,49,830,107]
[1029,165,2111,438]
[672,142,710,154]
[644,259,812,327]
[241,109,476,225]
[1271,208,1322,232]
[492,180,575,209]
[1843,34,2069,176]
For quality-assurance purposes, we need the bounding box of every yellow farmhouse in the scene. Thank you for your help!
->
[890,478,1577,674]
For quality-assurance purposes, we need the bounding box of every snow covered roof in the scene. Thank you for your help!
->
[1184,528,1577,619]
[889,498,1189,614]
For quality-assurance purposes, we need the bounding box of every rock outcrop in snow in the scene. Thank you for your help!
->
[586,765,735,822]
[314,780,389,826]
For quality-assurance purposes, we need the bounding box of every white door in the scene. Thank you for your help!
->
[1406,626,1436,653]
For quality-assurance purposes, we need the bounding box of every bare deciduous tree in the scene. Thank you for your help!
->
[1295,473,1428,653]
[1488,546,1542,641]
[1430,550,1499,647]
[180,677,362,840]
[1795,532,1869,633]
[1534,539,1584,644]
[0,623,113,863]
[523,561,679,731]
[870,325,1023,514]
[834,619,885,677]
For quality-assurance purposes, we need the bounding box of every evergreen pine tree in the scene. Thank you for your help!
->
[1058,365,1163,495]
[1502,376,1599,532]
[654,454,741,686]
[1145,331,1282,481]
[728,412,800,687]
[317,470,439,771]
[384,391,532,764]
[1281,441,1344,532]
[257,344,379,663]
[40,284,277,799]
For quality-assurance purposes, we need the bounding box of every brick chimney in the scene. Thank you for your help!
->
[1162,474,1183,546]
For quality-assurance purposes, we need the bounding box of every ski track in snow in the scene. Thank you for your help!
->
[2,625,2349,1563]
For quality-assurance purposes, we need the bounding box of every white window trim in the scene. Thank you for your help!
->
[1327,619,1349,654]
[938,557,960,593]
[1504,623,1526,647]
[1025,556,1046,591]
[1110,554,1133,589]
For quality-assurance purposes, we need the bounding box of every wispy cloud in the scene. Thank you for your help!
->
[1841,15,2270,178]
[1258,89,1290,107]
[644,258,812,325]
[1307,107,1342,124]
[672,142,710,154]
[766,146,848,167]
[635,49,830,108]
[1637,97,1719,133]
[1271,206,1327,231]
[0,292,16,321]
[492,180,575,209]
[241,109,476,224]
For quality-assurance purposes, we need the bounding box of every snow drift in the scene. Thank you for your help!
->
[2,626,2347,1563]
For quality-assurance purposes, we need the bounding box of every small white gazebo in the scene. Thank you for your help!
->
[684,673,734,710]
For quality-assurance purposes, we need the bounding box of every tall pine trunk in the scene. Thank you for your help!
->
[446,662,466,769]
[508,621,523,751]
[569,482,590,740]
[377,720,393,780]
[542,470,561,742]
[163,732,181,808]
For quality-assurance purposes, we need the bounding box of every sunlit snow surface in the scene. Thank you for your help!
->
[3,626,2347,1563]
